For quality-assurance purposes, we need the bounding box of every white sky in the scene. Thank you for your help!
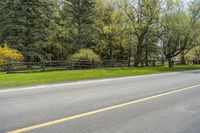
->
[183,0,191,5]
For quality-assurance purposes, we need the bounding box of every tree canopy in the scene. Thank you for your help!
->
[0,0,199,67]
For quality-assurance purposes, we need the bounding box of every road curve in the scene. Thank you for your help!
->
[1,70,200,133]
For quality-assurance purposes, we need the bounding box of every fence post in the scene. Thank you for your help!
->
[70,60,74,70]
[6,63,12,74]
[110,59,114,68]
[65,61,68,69]
[41,61,45,71]
[153,60,156,67]
[128,60,131,67]
[92,60,96,68]
[141,60,144,67]
[27,62,32,68]
[161,59,165,66]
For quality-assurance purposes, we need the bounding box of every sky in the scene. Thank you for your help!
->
[183,0,191,5]
[183,0,192,8]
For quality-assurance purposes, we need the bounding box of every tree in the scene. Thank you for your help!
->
[95,0,129,60]
[0,0,57,61]
[61,0,96,52]
[160,0,200,67]
[0,0,199,68]
[187,45,200,64]
[180,1,200,64]
[118,0,162,66]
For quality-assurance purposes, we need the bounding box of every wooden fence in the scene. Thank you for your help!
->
[0,60,132,73]
[1,59,197,74]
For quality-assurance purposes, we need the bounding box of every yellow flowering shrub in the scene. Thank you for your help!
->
[0,43,24,64]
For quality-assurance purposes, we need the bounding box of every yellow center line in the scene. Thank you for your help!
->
[8,84,200,133]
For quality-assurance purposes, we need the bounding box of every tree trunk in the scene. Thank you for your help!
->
[145,44,149,66]
[180,52,186,65]
[128,48,131,67]
[161,55,165,66]
[134,53,142,67]
[134,44,143,67]
[27,56,33,68]
[167,57,173,68]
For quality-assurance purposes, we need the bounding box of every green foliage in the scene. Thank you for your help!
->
[61,0,96,50]
[0,0,199,68]
[161,0,200,67]
[120,0,162,66]
[71,49,100,61]
[0,0,57,61]
[95,0,130,60]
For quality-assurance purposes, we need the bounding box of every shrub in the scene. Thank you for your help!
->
[71,49,100,61]
[0,43,24,64]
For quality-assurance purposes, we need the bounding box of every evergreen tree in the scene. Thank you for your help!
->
[0,0,56,61]
[61,0,96,52]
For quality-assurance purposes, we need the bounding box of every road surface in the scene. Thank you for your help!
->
[1,70,200,133]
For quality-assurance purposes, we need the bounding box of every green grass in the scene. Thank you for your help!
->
[1,65,200,88]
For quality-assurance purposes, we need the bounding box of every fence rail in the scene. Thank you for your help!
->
[0,60,133,73]
[0,59,198,74]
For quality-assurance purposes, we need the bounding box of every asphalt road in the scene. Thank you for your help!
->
[1,70,200,133]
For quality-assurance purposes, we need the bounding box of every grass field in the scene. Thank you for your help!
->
[1,65,200,88]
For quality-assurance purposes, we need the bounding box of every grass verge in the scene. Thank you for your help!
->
[0,65,200,88]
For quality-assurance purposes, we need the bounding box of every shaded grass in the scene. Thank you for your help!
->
[0,65,200,88]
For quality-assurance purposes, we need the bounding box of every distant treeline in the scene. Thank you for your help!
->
[0,0,200,67]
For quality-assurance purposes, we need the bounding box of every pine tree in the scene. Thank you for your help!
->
[0,0,56,61]
[62,0,96,51]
